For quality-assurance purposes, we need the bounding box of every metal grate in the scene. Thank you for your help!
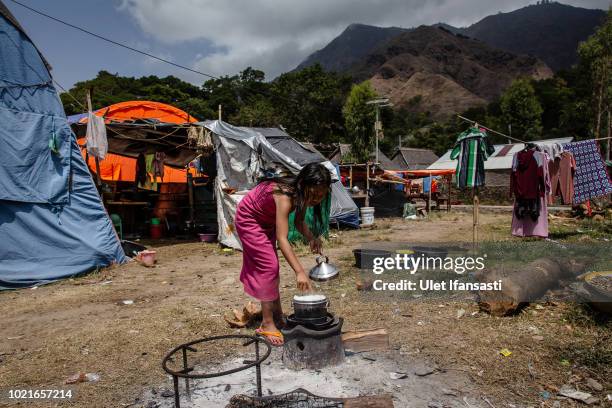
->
[226,388,343,408]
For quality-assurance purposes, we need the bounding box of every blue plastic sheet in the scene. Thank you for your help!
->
[0,12,126,289]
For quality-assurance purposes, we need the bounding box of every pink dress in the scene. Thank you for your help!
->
[235,182,280,301]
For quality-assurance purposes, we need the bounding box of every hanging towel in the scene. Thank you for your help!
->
[450,127,495,188]
[153,152,165,181]
[86,112,108,159]
[562,140,612,203]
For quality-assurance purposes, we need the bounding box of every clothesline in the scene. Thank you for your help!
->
[456,114,528,144]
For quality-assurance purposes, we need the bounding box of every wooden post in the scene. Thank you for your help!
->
[473,188,479,248]
[427,171,432,214]
[365,163,370,207]
[349,165,353,189]
[218,104,222,121]
[86,89,102,189]
[187,172,195,225]
[447,175,451,212]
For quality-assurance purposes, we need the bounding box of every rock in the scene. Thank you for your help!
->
[586,378,603,392]
[160,389,174,398]
[362,354,377,362]
[532,335,544,341]
[389,372,408,380]
[224,384,231,392]
[456,309,466,319]
[442,388,458,397]
[559,385,598,405]
[414,364,435,377]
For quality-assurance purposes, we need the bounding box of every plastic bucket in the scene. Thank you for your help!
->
[360,207,375,226]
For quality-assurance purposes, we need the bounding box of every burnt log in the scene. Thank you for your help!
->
[478,257,586,316]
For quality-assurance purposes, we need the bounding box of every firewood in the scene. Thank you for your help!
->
[478,257,586,316]
[344,395,394,407]
[342,328,389,352]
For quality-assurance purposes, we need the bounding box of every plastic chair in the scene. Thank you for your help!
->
[110,213,123,240]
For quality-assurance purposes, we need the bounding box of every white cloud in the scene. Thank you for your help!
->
[118,0,609,79]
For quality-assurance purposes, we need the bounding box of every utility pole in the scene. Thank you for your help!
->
[508,124,512,145]
[366,98,393,164]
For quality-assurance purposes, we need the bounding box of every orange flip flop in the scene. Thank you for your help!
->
[255,327,284,347]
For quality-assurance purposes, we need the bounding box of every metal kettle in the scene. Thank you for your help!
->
[309,255,339,282]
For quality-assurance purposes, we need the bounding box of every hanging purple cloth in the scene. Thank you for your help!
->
[563,140,612,203]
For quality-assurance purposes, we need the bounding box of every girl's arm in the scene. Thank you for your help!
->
[274,194,312,292]
[296,219,322,254]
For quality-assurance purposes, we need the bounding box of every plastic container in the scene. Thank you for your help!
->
[136,250,156,267]
[360,206,375,226]
[198,233,217,243]
[151,218,161,225]
[150,223,163,239]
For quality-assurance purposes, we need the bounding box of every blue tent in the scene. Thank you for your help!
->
[0,3,126,289]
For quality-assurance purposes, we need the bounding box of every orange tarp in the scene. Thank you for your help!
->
[81,149,197,183]
[384,169,455,178]
[77,100,198,124]
[77,100,201,182]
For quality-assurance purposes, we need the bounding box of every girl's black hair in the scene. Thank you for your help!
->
[260,162,332,237]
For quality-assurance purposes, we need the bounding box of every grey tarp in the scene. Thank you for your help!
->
[200,120,358,249]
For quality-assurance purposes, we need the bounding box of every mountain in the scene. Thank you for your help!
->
[348,26,552,117]
[295,23,408,72]
[295,3,606,74]
[462,2,607,71]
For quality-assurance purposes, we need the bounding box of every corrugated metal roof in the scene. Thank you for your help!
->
[391,148,439,170]
[428,137,573,170]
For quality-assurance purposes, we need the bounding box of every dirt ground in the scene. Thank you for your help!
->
[0,212,610,407]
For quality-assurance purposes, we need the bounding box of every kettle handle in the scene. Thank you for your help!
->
[315,255,329,265]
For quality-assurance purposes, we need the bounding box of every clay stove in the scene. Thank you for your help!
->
[282,296,345,370]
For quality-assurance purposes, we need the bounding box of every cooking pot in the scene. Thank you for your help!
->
[308,256,339,282]
[292,294,329,320]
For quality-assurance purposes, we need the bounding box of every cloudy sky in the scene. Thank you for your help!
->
[6,0,609,88]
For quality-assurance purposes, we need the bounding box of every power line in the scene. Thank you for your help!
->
[8,0,352,124]
[8,0,219,81]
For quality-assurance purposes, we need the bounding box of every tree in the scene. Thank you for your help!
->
[271,64,352,143]
[343,81,377,162]
[577,10,611,139]
[500,78,543,140]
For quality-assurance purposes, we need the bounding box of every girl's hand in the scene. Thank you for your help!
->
[309,238,322,254]
[296,271,312,292]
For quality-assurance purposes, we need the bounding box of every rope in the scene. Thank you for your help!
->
[456,114,527,144]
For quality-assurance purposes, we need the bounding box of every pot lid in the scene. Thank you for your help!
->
[309,256,339,282]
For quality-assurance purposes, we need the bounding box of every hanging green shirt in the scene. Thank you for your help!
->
[450,127,495,189]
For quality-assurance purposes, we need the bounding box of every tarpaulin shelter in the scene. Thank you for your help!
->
[0,2,126,289]
[68,101,199,183]
[68,100,199,125]
[201,120,359,249]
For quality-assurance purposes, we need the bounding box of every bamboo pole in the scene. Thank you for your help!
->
[349,165,353,189]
